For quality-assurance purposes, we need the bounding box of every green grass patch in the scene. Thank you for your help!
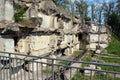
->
[100,53,119,57]
[99,50,120,72]
[106,34,120,56]
[82,56,92,62]
[81,51,93,62]
[58,61,68,65]
[72,71,120,80]
[94,73,120,80]
[72,50,83,57]
[100,57,120,64]
[42,68,52,74]
[72,72,86,80]
[81,51,93,67]
[100,65,120,72]
[58,50,83,65]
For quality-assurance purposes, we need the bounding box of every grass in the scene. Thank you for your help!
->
[99,54,120,72]
[106,34,120,56]
[81,51,94,67]
[72,50,83,57]
[100,65,120,72]
[100,57,120,64]
[58,60,68,65]
[98,55,120,72]
[99,35,120,71]
[72,71,120,80]
[73,35,120,80]
[72,72,86,80]
[58,50,83,65]
[82,56,92,62]
[81,51,93,62]
[99,53,120,72]
[42,68,52,74]
[99,34,120,72]
[100,53,119,57]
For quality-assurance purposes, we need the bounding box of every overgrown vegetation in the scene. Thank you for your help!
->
[72,71,120,80]
[106,34,120,56]
[42,68,52,74]
[98,55,120,71]
[100,57,120,64]
[98,56,120,72]
[14,4,27,22]
[100,53,119,57]
[72,50,83,57]
[100,65,120,72]
[59,60,68,65]
[59,50,83,65]
[81,51,93,62]
[99,35,120,71]
[81,51,94,67]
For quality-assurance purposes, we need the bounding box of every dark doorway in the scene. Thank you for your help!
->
[13,37,19,46]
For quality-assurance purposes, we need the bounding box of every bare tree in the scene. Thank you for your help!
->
[75,0,88,27]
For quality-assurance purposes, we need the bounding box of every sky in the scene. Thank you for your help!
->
[87,0,113,3]
[71,0,117,4]
[71,0,117,24]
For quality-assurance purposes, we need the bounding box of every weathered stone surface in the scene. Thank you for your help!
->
[5,0,14,22]
[0,0,14,22]
[84,65,96,76]
[86,22,110,51]
[0,0,5,21]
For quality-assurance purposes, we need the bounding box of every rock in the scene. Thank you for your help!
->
[89,64,96,69]
[84,67,95,77]
[96,66,101,70]
[84,64,96,76]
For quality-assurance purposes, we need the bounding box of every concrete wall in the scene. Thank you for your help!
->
[88,33,108,49]
[0,37,15,52]
[0,0,5,21]
[89,34,108,43]
[16,34,58,54]
[0,0,81,56]
[0,37,15,57]
[63,20,73,30]
[16,36,30,53]
[89,34,99,42]
[5,0,14,21]
[30,35,50,50]
[88,43,108,50]
[38,13,54,28]
[54,17,59,29]
[100,34,108,43]
[100,26,107,32]
[63,34,74,42]
[90,24,98,32]
[0,0,14,22]
[49,35,57,47]
[88,23,109,50]
[89,23,107,32]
